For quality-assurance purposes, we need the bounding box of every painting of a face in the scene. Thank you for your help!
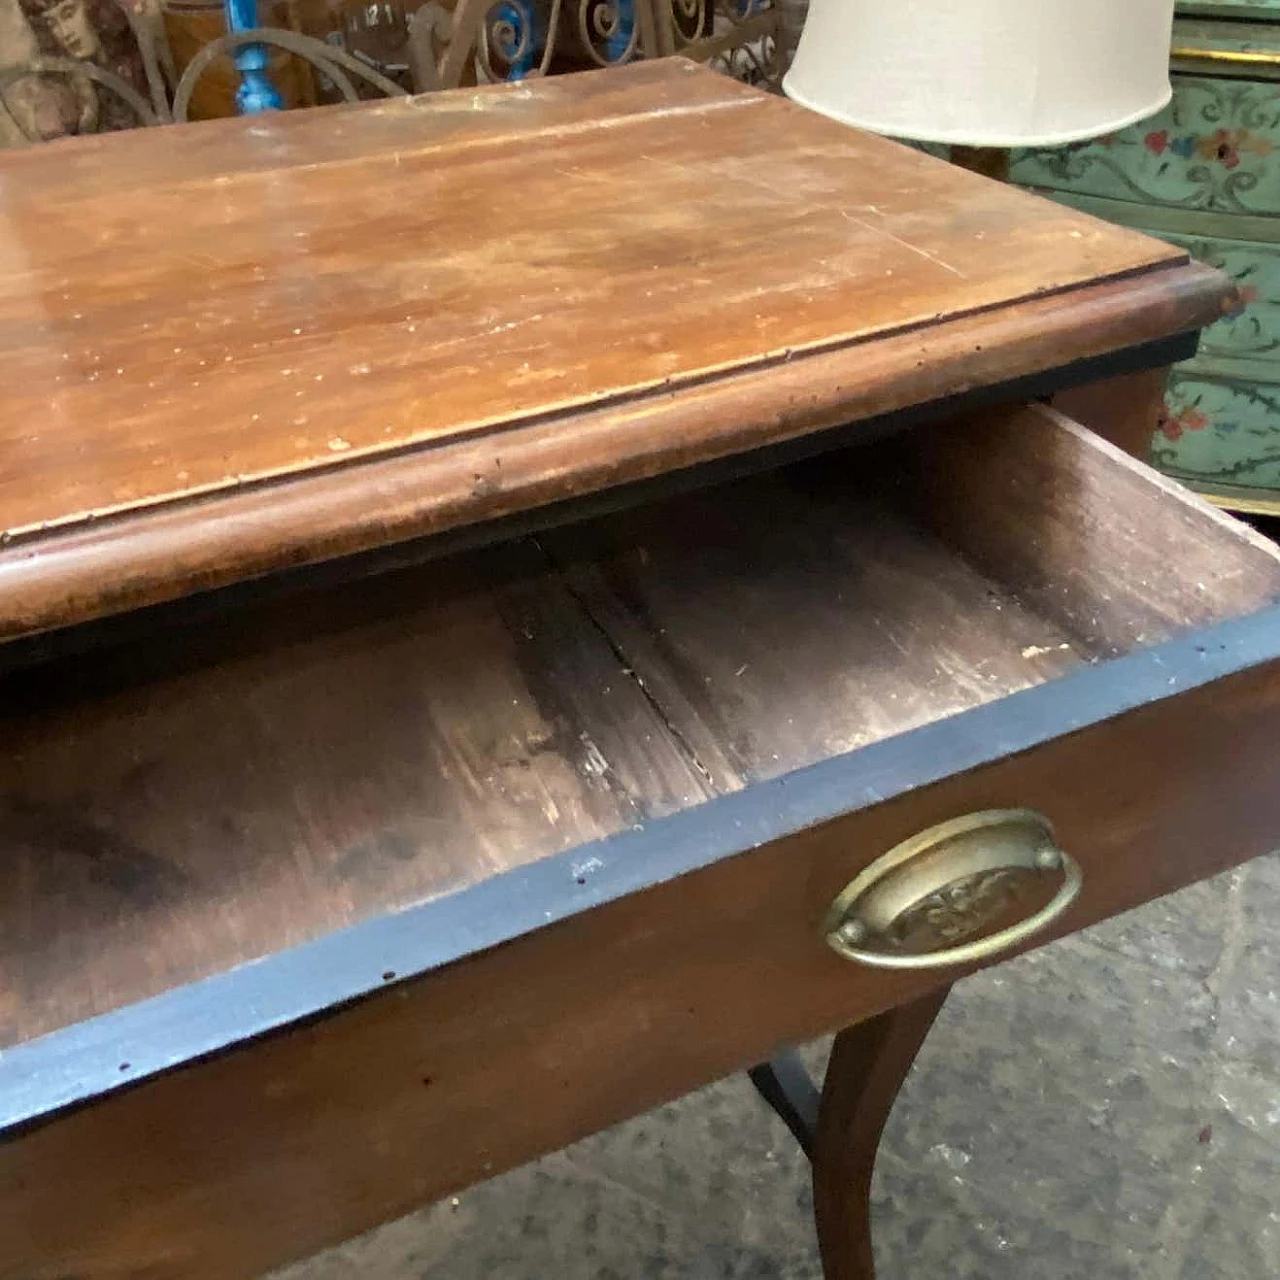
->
[45,0,99,57]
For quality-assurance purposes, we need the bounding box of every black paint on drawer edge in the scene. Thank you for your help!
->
[2,602,1279,1137]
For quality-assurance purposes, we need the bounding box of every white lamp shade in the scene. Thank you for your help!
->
[783,0,1176,148]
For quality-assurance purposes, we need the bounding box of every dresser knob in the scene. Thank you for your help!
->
[823,809,1082,970]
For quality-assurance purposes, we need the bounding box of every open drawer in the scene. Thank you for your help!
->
[4,403,1280,1279]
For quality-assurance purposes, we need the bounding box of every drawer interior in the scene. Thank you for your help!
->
[3,403,1280,1051]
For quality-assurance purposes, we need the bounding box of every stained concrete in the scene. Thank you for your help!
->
[279,854,1280,1279]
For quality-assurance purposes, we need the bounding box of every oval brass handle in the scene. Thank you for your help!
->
[823,809,1082,971]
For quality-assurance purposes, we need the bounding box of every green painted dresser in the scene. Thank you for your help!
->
[1011,0,1280,514]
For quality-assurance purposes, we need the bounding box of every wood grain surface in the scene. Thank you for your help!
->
[0,262,1228,646]
[0,539,713,1049]
[0,59,1233,640]
[5,637,1280,1280]
[3,405,1278,1049]
[813,989,950,1279]
[5,401,1280,1279]
[883,404,1280,656]
[544,405,1280,784]
[1051,366,1170,461]
[0,459,1064,1047]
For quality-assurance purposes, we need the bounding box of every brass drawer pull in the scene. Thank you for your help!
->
[823,809,1082,970]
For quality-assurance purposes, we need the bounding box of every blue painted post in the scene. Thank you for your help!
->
[605,0,633,62]
[493,0,541,79]
[224,0,285,114]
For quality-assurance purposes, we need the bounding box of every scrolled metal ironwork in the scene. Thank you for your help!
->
[0,0,803,147]
[576,0,638,67]
[668,0,706,46]
[172,27,409,124]
[485,0,536,73]
[475,0,563,82]
[667,0,784,90]
[121,3,175,122]
[707,28,781,88]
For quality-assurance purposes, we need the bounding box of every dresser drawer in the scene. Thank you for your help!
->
[1158,366,1280,494]
[1011,72,1280,216]
[1025,218,1280,498]
[1137,231,1280,495]
[1011,65,1280,499]
[1160,230,1280,372]
[1179,2,1280,15]
[4,405,1280,1280]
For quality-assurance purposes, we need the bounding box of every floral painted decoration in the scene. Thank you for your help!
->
[1144,127,1274,169]
[1157,404,1210,442]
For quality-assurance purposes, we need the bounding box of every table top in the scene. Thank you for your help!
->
[0,59,1229,641]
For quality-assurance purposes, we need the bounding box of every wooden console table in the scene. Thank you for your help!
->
[1,61,1278,1280]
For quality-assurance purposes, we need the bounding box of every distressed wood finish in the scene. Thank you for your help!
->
[813,990,951,1280]
[4,407,1280,1279]
[881,405,1280,654]
[0,539,713,1048]
[0,59,1234,641]
[1051,366,1171,460]
[2,60,1275,1280]
[4,629,1280,1280]
[543,405,1280,781]
[4,408,1277,1049]
[0,265,1225,647]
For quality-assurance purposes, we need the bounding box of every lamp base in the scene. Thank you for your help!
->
[950,146,1010,182]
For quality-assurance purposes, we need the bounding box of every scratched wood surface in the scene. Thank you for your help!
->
[0,59,1231,640]
[0,538,714,1048]
[543,405,1280,786]
[0,476,1063,1047]
[7,640,1280,1280]
[4,407,1280,1048]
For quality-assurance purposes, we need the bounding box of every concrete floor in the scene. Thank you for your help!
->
[279,853,1280,1279]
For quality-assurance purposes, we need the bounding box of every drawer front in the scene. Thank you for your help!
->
[1153,232,1280,495]
[1178,2,1280,18]
[1005,40,1280,500]
[1158,367,1280,493]
[4,631,1279,1280]
[1170,231,1280,371]
[1010,74,1280,215]
[1171,17,1280,82]
[5,407,1280,1280]
[1012,182,1280,497]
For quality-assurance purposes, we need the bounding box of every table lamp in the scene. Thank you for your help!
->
[782,0,1176,177]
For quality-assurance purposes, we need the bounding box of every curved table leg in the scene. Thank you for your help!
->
[812,987,951,1279]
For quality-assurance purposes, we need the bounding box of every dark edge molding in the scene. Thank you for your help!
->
[0,331,1196,675]
[3,598,1278,1135]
